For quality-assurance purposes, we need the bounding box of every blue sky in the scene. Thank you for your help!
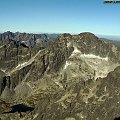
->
[0,0,120,36]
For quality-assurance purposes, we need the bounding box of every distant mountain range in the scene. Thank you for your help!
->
[1,31,120,40]
[97,34,120,40]
[100,38,120,47]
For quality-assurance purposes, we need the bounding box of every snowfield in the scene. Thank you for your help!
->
[80,54,108,61]
[64,61,72,69]
[63,46,119,80]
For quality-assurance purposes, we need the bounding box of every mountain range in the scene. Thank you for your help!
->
[0,31,120,120]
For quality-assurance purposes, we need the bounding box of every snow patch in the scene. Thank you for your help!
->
[67,42,71,47]
[64,61,72,69]
[16,62,28,68]
[73,47,81,54]
[71,46,81,57]
[54,81,63,88]
[80,54,108,61]
[33,113,39,119]
[0,45,4,49]
[0,69,6,73]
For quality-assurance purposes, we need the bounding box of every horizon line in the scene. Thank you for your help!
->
[0,31,120,37]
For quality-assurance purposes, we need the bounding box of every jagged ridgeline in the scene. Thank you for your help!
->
[0,32,120,120]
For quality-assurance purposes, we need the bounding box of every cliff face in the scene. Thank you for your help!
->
[0,31,48,49]
[0,32,120,120]
[0,33,74,97]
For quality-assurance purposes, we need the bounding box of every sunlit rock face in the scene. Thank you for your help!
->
[0,32,120,120]
[62,46,119,81]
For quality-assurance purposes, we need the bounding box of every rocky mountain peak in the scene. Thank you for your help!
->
[79,32,98,37]
[57,32,120,62]
[62,33,72,37]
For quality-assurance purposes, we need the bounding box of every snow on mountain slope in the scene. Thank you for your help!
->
[80,54,108,61]
[71,46,81,56]
[64,61,72,70]
[62,46,119,81]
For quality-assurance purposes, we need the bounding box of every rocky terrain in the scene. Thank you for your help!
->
[0,32,120,120]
